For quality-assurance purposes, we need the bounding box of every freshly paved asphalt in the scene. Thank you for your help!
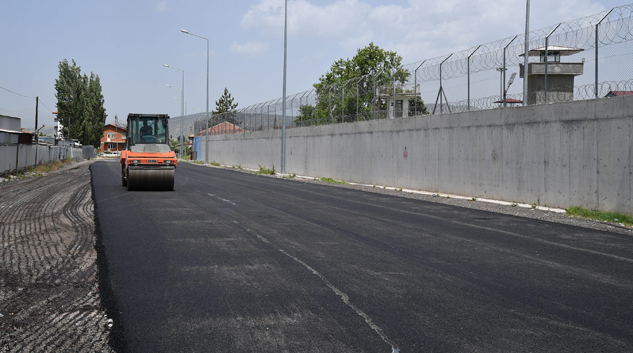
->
[91,160,633,353]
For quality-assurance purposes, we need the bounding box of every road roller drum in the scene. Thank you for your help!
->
[126,166,175,191]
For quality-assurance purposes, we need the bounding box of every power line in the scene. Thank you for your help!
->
[0,84,55,114]
[0,85,35,99]
[38,99,54,113]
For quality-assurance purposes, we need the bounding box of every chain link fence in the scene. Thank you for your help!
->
[192,4,633,136]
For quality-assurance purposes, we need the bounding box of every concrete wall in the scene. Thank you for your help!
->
[1,145,84,174]
[198,95,633,214]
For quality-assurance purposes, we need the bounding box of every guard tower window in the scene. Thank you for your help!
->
[540,52,561,63]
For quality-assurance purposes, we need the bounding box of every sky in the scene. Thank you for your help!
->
[0,0,629,129]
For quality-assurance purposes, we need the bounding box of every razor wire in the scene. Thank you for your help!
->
[191,3,633,137]
[406,4,633,83]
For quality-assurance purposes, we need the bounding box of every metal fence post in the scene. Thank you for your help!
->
[267,104,270,130]
[392,69,396,119]
[545,23,562,104]
[503,36,518,107]
[414,60,426,116]
[341,85,344,123]
[467,46,481,111]
[596,9,613,98]
[356,78,359,121]
[328,87,332,124]
[372,74,376,119]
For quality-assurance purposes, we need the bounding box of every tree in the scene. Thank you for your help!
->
[409,96,429,116]
[54,59,83,141]
[54,59,107,147]
[213,87,239,123]
[169,138,180,153]
[299,43,410,124]
[88,73,107,145]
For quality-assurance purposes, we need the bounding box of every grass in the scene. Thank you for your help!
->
[210,161,220,166]
[2,159,73,181]
[32,159,71,174]
[255,164,276,175]
[566,206,633,226]
[320,177,347,184]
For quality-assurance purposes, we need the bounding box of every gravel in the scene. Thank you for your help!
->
[0,160,113,353]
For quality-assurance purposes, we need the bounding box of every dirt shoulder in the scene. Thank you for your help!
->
[0,160,113,353]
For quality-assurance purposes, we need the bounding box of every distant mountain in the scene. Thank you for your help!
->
[24,126,57,136]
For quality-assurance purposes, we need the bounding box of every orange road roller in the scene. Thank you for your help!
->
[120,113,177,191]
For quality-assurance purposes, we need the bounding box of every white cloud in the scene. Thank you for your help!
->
[241,0,608,62]
[155,1,168,12]
[241,0,373,48]
[230,41,270,55]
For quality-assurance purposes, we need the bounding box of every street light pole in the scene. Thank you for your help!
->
[523,0,530,106]
[281,0,288,175]
[164,64,185,159]
[166,84,183,156]
[181,29,209,164]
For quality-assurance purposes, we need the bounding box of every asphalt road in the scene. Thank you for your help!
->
[91,160,633,353]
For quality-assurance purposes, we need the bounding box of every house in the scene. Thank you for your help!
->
[605,91,633,98]
[195,121,246,136]
[100,123,126,153]
[0,114,33,145]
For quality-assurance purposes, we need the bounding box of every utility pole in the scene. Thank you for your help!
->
[35,96,39,164]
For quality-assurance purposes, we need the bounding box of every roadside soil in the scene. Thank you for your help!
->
[0,160,113,353]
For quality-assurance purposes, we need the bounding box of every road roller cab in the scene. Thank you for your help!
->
[121,114,177,191]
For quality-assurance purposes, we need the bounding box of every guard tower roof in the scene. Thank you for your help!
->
[520,46,584,57]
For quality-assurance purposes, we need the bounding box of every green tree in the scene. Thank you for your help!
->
[213,87,239,123]
[88,73,107,146]
[169,138,180,153]
[54,59,106,147]
[54,59,83,141]
[409,96,429,116]
[299,43,410,124]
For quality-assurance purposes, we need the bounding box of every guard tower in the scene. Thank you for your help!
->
[519,46,584,105]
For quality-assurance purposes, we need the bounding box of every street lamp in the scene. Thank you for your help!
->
[281,0,288,175]
[181,29,209,164]
[523,0,530,106]
[164,64,185,159]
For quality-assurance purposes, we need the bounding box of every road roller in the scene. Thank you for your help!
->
[120,113,177,191]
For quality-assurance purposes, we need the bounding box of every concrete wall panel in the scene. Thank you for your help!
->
[199,95,633,214]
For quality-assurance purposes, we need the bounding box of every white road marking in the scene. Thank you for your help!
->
[249,231,399,353]
[208,193,237,206]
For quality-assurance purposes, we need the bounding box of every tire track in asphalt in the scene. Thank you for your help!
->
[0,161,113,353]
